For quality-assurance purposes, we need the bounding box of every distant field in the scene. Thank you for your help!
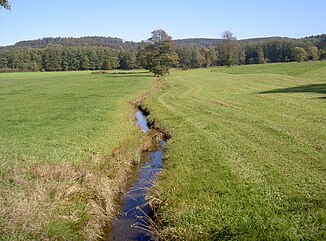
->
[0,71,154,240]
[145,61,326,240]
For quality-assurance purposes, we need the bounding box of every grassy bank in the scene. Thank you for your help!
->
[0,71,154,240]
[144,61,326,240]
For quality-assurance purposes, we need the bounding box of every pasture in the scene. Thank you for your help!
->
[0,71,154,240]
[144,61,326,240]
[1,61,325,240]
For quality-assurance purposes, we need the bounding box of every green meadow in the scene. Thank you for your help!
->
[0,61,325,240]
[0,71,154,240]
[144,61,326,240]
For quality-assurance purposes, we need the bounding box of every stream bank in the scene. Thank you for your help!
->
[109,107,168,241]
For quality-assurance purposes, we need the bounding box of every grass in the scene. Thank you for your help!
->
[144,61,326,240]
[0,70,155,240]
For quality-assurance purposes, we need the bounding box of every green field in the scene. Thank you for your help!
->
[0,71,154,240]
[1,62,325,240]
[144,62,326,240]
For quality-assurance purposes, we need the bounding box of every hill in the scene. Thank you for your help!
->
[12,36,223,49]
[5,34,326,50]
[174,38,222,48]
[13,36,139,50]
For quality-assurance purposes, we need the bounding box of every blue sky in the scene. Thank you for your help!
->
[0,0,325,46]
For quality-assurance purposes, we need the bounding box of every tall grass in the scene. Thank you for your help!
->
[145,61,326,240]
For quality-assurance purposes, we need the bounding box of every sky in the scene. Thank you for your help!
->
[0,0,325,46]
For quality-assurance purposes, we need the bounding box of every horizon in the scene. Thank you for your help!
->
[1,0,326,46]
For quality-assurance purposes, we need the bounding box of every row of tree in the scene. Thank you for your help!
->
[176,32,325,68]
[141,31,325,73]
[0,31,325,74]
[242,38,324,64]
[0,46,140,72]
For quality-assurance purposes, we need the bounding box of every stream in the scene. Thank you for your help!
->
[109,110,166,241]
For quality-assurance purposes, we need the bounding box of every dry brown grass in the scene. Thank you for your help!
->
[214,99,243,110]
[0,132,152,240]
[0,162,85,239]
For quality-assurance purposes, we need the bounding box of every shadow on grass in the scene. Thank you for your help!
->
[92,70,152,78]
[105,71,153,78]
[259,83,326,98]
[106,74,152,78]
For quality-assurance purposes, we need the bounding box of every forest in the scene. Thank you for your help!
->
[0,34,325,72]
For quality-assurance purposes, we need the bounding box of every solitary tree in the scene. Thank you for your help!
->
[0,0,10,10]
[139,29,178,76]
[219,31,240,67]
[293,47,307,62]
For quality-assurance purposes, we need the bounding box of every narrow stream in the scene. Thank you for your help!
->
[109,110,166,241]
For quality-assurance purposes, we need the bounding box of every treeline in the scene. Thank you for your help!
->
[0,46,139,72]
[0,34,325,72]
[241,36,326,64]
[174,35,326,69]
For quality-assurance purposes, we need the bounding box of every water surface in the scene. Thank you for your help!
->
[110,110,165,241]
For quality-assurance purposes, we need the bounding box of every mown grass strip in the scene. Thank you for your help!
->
[145,61,326,240]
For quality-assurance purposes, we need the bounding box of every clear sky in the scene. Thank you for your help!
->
[0,0,325,46]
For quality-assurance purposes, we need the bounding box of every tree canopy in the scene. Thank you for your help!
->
[218,31,241,67]
[293,47,307,62]
[139,30,178,76]
[0,46,121,72]
[0,0,10,10]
